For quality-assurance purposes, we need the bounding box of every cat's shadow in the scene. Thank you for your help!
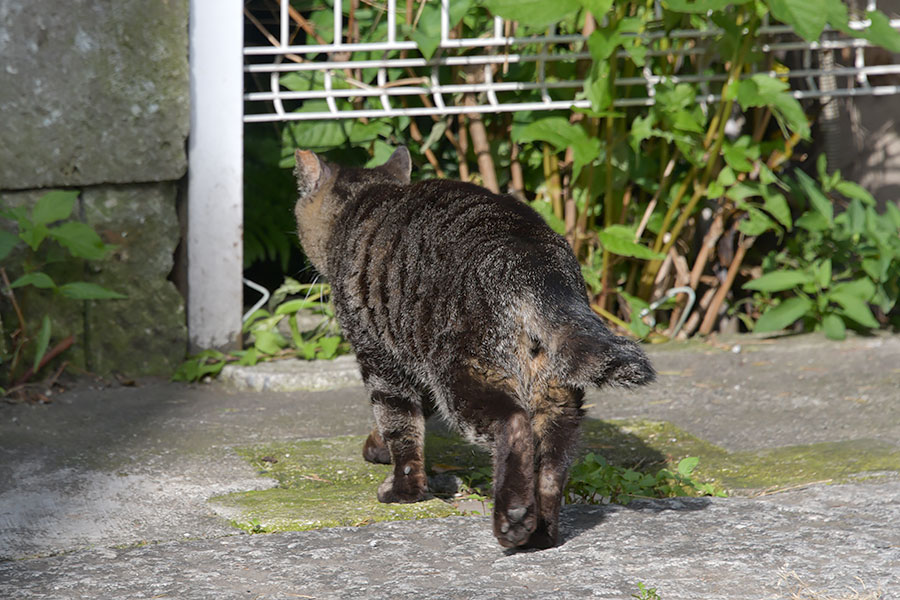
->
[555,494,713,549]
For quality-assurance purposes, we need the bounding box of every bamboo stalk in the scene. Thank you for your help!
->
[698,235,756,336]
[689,209,725,290]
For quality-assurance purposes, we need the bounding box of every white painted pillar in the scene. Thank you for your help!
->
[187,0,244,351]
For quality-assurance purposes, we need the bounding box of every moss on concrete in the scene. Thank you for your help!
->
[584,419,900,493]
[214,420,900,534]
[211,436,462,534]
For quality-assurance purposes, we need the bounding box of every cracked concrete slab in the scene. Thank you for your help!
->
[0,332,898,598]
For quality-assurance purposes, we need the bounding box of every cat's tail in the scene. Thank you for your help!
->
[546,303,656,389]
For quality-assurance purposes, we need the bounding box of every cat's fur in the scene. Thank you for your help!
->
[293,147,654,549]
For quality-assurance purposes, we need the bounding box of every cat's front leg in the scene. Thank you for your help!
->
[370,390,428,503]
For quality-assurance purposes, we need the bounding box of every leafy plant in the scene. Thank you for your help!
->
[632,582,663,600]
[260,0,900,341]
[742,156,900,339]
[173,277,350,382]
[565,453,725,505]
[0,190,124,393]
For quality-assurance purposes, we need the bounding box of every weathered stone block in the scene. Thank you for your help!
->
[0,0,189,190]
[81,183,187,376]
[1,184,187,378]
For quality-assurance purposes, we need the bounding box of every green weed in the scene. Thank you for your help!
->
[174,277,350,382]
[566,453,726,505]
[1,191,124,392]
[632,582,663,600]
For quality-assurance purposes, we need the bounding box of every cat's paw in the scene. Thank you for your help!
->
[376,471,428,503]
[362,429,392,464]
[493,503,537,548]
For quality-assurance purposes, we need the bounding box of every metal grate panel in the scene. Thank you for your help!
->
[243,0,900,122]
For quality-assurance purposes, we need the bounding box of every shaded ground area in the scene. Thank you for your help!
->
[1,332,898,598]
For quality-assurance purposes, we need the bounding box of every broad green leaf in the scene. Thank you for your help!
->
[862,256,891,283]
[253,328,287,355]
[738,207,778,236]
[275,299,320,315]
[530,200,566,235]
[598,226,666,260]
[767,0,828,41]
[410,2,441,59]
[317,335,341,359]
[821,313,846,340]
[282,103,349,155]
[279,71,351,93]
[795,171,833,224]
[663,0,738,12]
[863,11,900,52]
[834,180,875,206]
[299,340,318,360]
[0,230,17,261]
[814,259,832,289]
[483,0,580,27]
[237,347,260,367]
[795,210,830,231]
[33,315,52,372]
[771,92,810,139]
[823,0,853,34]
[19,222,49,251]
[723,141,755,172]
[514,117,601,179]
[587,26,621,63]
[32,190,78,226]
[744,270,813,292]
[10,272,56,289]
[349,119,392,144]
[831,278,876,300]
[620,290,652,338]
[846,198,866,236]
[887,203,900,229]
[59,282,127,300]
[754,296,813,332]
[48,222,110,259]
[763,192,792,229]
[365,139,397,168]
[583,60,614,112]
[677,456,699,476]
[717,166,737,187]
[830,292,879,328]
[734,74,789,109]
[726,182,761,202]
[577,0,614,15]
[706,180,726,199]
[242,308,272,333]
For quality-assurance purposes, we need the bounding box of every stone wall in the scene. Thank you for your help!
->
[0,0,189,377]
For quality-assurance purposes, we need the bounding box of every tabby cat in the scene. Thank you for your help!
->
[293,147,654,549]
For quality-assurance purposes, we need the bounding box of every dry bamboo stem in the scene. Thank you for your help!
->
[698,235,756,336]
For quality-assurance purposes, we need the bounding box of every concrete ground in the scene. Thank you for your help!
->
[1,333,898,599]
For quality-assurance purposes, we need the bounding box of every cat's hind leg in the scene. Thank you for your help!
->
[362,427,392,464]
[492,408,538,547]
[526,385,584,549]
[370,389,428,503]
[449,369,538,548]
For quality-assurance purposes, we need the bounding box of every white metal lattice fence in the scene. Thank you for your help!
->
[243,0,900,122]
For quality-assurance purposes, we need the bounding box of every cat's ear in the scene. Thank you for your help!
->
[294,149,332,198]
[379,146,412,184]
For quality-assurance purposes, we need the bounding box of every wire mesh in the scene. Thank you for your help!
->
[243,1,900,122]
